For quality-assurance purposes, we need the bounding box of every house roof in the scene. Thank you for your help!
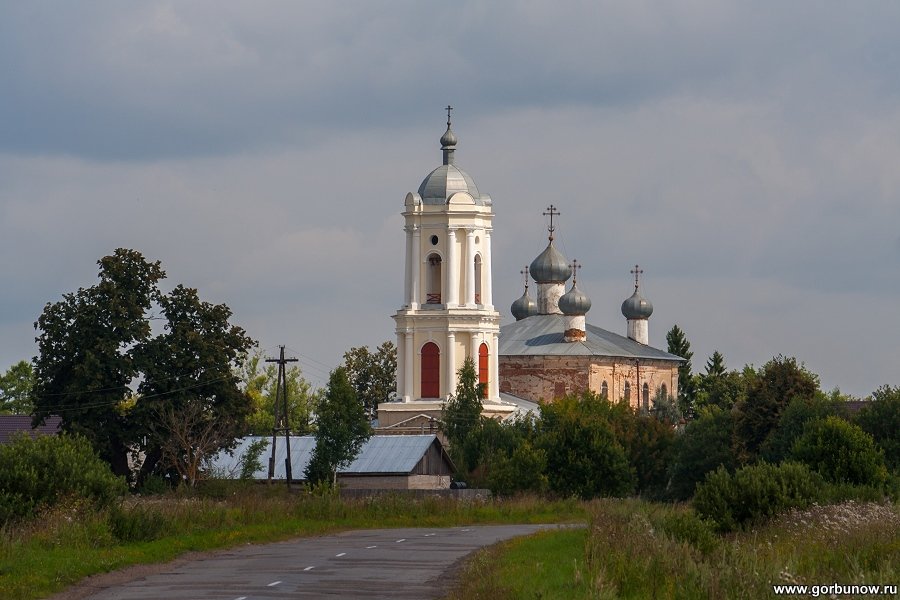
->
[0,415,62,444]
[499,314,683,362]
[208,434,450,481]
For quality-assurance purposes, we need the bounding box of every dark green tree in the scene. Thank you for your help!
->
[667,407,738,500]
[31,249,254,481]
[537,394,635,499]
[441,357,485,472]
[305,367,371,486]
[734,355,819,463]
[666,325,696,419]
[135,285,255,482]
[704,351,726,378]
[343,341,397,421]
[0,360,35,415]
[32,249,165,477]
[854,385,900,473]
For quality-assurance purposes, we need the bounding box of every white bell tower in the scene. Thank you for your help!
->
[378,108,510,429]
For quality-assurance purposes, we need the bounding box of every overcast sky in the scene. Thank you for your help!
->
[2,1,898,396]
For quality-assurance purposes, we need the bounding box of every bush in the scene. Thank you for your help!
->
[0,433,127,524]
[693,462,823,532]
[760,393,849,463]
[790,416,888,487]
[854,385,900,473]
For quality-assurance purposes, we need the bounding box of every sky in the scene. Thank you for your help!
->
[1,1,898,396]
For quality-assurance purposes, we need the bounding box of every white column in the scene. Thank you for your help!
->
[404,330,414,402]
[483,229,493,308]
[396,331,405,400]
[470,333,479,362]
[490,332,500,401]
[446,331,456,398]
[404,226,412,307]
[411,226,420,308]
[446,227,459,306]
[465,228,476,307]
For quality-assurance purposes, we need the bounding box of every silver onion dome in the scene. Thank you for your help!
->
[621,288,653,320]
[510,291,538,321]
[529,242,571,284]
[559,282,592,316]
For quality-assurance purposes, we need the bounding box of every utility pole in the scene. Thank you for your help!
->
[266,346,298,489]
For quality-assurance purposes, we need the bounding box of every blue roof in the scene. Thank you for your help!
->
[207,435,444,480]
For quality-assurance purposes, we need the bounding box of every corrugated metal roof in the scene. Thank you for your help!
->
[207,435,442,480]
[0,415,62,444]
[499,314,683,362]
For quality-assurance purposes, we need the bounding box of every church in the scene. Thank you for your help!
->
[376,112,682,432]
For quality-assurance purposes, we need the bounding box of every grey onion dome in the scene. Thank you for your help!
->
[510,291,538,321]
[559,282,591,316]
[440,125,458,147]
[529,242,571,284]
[621,288,653,319]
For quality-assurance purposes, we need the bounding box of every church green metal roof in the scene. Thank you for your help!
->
[499,314,682,361]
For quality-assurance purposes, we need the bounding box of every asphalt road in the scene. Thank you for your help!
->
[83,524,561,599]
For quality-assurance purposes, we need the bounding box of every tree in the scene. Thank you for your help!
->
[342,341,396,421]
[854,385,900,473]
[666,325,696,419]
[32,249,165,477]
[760,391,850,464]
[733,355,819,463]
[305,367,371,486]
[537,394,635,499]
[667,407,738,500]
[135,285,255,482]
[31,249,254,481]
[704,351,726,378]
[241,350,320,436]
[0,360,34,415]
[442,357,484,462]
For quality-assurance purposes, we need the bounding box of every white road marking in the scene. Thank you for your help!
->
[267,581,281,587]
[396,538,406,543]
[336,552,346,557]
[235,597,247,600]
[462,529,471,532]
[304,566,315,571]
[424,533,436,537]
[366,545,377,549]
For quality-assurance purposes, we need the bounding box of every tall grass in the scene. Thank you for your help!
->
[0,485,584,600]
[448,498,900,599]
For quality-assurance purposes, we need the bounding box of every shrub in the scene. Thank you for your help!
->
[108,504,169,542]
[790,416,888,486]
[0,433,127,524]
[760,392,849,463]
[693,462,823,532]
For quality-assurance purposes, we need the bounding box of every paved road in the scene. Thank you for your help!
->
[85,524,562,599]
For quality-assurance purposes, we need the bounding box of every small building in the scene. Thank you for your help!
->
[209,434,455,490]
[0,415,62,444]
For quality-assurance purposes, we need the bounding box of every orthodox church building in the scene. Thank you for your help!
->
[377,113,681,430]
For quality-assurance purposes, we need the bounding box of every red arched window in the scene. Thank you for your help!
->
[478,343,489,391]
[421,342,440,398]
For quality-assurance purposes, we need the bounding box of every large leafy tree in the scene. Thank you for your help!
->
[666,325,696,418]
[31,249,253,480]
[32,249,165,476]
[342,341,396,421]
[854,385,900,472]
[0,360,35,415]
[135,285,255,481]
[305,367,371,486]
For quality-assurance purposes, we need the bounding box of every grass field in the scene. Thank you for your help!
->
[0,486,585,600]
[447,498,900,599]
